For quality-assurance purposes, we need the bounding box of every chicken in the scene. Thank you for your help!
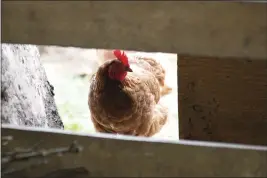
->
[88,50,171,137]
[96,49,172,96]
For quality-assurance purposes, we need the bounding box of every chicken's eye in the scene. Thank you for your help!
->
[111,72,116,78]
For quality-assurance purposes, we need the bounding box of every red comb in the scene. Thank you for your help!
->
[113,50,129,66]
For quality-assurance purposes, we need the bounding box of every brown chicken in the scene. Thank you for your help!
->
[88,50,171,137]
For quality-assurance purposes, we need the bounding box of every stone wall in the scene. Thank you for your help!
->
[1,43,64,129]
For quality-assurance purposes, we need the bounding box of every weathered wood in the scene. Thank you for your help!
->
[1,125,267,177]
[2,1,267,59]
[2,0,267,150]
[178,54,267,145]
[3,167,90,178]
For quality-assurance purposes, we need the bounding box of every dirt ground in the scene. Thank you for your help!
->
[39,46,179,140]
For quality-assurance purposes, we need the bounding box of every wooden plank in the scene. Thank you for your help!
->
[1,124,267,177]
[178,54,267,145]
[2,1,267,59]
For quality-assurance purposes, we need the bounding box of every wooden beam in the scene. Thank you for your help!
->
[1,125,267,177]
[2,1,267,59]
[178,54,267,146]
[2,0,267,146]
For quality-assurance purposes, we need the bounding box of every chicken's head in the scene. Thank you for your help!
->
[108,50,133,81]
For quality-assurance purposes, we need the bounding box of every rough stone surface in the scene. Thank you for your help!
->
[1,43,64,129]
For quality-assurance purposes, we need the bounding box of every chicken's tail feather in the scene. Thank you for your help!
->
[160,85,172,97]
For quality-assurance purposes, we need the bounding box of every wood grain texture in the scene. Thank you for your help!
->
[178,55,267,145]
[2,125,267,177]
[2,1,267,59]
[2,0,267,148]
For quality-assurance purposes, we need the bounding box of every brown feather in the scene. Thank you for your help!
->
[88,55,169,137]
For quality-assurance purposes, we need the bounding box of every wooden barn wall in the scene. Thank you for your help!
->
[2,2,267,175]
[178,55,267,145]
[2,1,267,59]
[1,125,267,177]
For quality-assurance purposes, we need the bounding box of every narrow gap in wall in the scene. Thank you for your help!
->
[39,45,179,141]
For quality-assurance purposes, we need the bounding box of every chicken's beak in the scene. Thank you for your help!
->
[125,66,133,72]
